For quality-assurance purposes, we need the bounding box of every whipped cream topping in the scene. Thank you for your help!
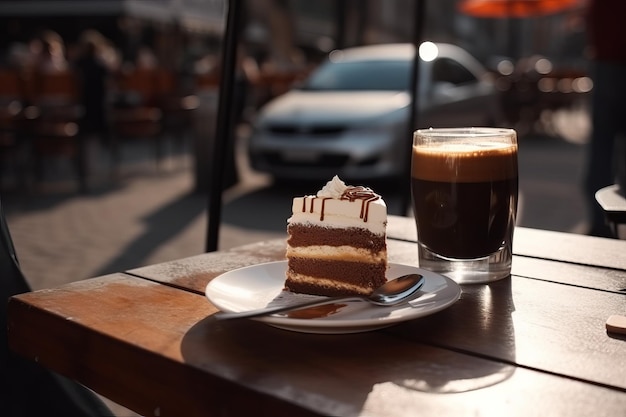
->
[288,176,387,235]
[317,175,347,199]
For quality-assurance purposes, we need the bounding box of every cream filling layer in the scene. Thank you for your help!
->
[286,245,387,263]
[285,272,373,295]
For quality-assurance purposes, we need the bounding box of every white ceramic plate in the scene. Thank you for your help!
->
[206,261,461,334]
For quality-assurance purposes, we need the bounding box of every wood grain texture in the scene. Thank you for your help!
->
[130,241,626,389]
[9,219,626,416]
[386,276,626,389]
[127,240,286,293]
[8,273,626,417]
[7,274,318,417]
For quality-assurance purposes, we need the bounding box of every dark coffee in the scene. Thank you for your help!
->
[411,144,518,259]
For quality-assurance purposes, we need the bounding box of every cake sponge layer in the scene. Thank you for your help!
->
[287,224,386,253]
[286,257,387,296]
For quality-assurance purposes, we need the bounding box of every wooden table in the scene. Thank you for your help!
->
[8,216,626,416]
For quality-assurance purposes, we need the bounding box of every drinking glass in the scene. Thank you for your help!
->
[411,127,518,284]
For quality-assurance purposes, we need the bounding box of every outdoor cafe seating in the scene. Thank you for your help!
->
[0,67,86,191]
[3,2,626,412]
[0,64,202,190]
[3,68,626,417]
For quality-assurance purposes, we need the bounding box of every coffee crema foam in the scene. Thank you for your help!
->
[411,143,518,183]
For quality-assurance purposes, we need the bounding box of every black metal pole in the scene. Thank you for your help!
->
[335,0,347,49]
[206,0,242,252]
[401,0,425,215]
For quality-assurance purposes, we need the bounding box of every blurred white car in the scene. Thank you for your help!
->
[247,42,501,182]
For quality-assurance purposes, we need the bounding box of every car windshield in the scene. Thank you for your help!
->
[301,60,412,91]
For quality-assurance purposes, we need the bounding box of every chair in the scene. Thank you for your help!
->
[0,197,113,416]
[155,69,199,160]
[22,69,88,191]
[595,139,626,238]
[595,184,626,236]
[0,69,26,189]
[109,68,164,171]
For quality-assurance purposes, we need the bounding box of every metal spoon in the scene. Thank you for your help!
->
[213,273,425,320]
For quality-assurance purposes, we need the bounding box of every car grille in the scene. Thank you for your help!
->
[266,124,346,136]
[264,152,349,167]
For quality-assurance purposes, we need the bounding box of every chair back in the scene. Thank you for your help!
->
[0,198,30,342]
[0,69,25,149]
[34,69,80,107]
[114,68,158,107]
[0,69,24,102]
[616,136,626,196]
[0,198,113,417]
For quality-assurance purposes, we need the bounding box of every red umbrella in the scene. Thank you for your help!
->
[459,0,582,18]
[458,0,584,59]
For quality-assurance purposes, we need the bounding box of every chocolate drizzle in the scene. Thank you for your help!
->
[301,186,380,222]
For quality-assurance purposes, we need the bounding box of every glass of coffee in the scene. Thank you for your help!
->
[411,128,518,284]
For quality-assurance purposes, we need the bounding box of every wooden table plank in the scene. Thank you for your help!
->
[129,237,626,296]
[7,274,319,417]
[386,276,626,390]
[127,239,287,294]
[512,255,626,293]
[513,227,626,270]
[386,215,626,270]
[8,274,626,417]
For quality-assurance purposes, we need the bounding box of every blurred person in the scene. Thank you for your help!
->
[135,46,158,70]
[74,30,120,71]
[207,44,260,189]
[7,37,43,73]
[6,42,30,70]
[584,0,626,237]
[229,45,259,188]
[37,30,68,74]
[234,45,260,125]
[73,31,113,145]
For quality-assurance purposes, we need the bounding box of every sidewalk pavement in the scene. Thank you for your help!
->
[2,151,285,291]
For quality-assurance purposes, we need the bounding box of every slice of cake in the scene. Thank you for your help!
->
[285,176,388,296]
